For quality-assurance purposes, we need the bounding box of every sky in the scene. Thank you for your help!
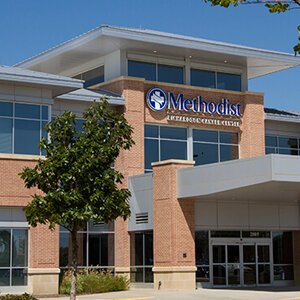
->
[0,0,299,110]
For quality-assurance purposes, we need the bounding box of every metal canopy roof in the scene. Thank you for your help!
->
[0,65,83,97]
[15,25,300,79]
[177,154,300,203]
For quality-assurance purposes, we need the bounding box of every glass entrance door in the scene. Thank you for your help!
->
[212,242,271,287]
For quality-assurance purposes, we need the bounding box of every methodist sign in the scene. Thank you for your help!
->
[146,87,242,127]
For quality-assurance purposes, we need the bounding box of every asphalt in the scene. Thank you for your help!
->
[39,287,300,300]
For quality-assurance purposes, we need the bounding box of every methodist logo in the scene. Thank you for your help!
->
[146,88,168,111]
[146,87,242,117]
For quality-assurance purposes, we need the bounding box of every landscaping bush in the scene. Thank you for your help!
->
[0,294,35,300]
[60,269,130,294]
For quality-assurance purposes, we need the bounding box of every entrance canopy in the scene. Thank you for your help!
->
[177,154,300,203]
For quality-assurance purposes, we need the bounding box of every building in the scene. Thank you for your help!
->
[0,25,300,294]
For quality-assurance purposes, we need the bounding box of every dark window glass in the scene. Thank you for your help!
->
[265,136,277,147]
[59,233,69,267]
[14,120,40,155]
[0,230,10,267]
[15,103,40,119]
[145,125,158,138]
[81,66,104,88]
[77,233,87,266]
[196,266,210,282]
[220,145,239,162]
[130,267,144,282]
[0,269,10,286]
[144,232,153,266]
[0,118,12,153]
[42,106,48,120]
[244,265,256,285]
[258,264,270,284]
[191,69,215,88]
[134,233,143,266]
[278,137,298,149]
[258,245,270,263]
[160,140,187,161]
[228,245,239,263]
[213,265,226,285]
[145,139,159,170]
[128,61,156,81]
[228,264,240,285]
[217,73,241,92]
[213,245,225,263]
[266,147,276,154]
[273,232,293,264]
[145,267,154,282]
[274,265,294,281]
[193,129,218,143]
[75,119,85,132]
[12,269,27,286]
[160,126,187,140]
[211,231,240,238]
[0,102,13,117]
[242,231,270,238]
[243,245,255,263]
[195,231,209,265]
[278,148,298,155]
[220,132,238,144]
[12,229,27,267]
[193,142,218,166]
[89,234,101,266]
[158,64,183,84]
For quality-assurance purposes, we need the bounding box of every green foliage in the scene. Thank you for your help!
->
[59,269,130,294]
[19,98,134,232]
[0,294,35,300]
[202,0,300,55]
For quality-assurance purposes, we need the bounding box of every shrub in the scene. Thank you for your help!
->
[0,294,35,300]
[60,269,130,295]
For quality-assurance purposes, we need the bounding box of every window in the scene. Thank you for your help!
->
[265,135,300,155]
[144,125,239,172]
[273,232,294,281]
[195,231,209,282]
[74,66,104,88]
[128,60,183,84]
[59,221,114,271]
[144,125,187,172]
[191,69,241,91]
[0,101,49,155]
[193,129,239,166]
[130,231,153,283]
[0,229,28,287]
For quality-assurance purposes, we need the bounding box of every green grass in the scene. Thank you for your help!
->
[60,269,130,295]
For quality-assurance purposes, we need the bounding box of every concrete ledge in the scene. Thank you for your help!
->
[0,154,45,161]
[152,266,197,273]
[115,267,130,273]
[28,268,60,274]
[152,159,195,167]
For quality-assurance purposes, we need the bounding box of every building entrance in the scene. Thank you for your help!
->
[211,241,271,287]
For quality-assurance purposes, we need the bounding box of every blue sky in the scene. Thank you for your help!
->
[0,0,299,110]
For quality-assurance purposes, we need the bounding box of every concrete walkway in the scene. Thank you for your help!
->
[40,287,300,300]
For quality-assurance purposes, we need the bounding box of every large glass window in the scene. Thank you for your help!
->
[59,221,114,271]
[273,232,294,281]
[144,125,187,172]
[0,229,28,287]
[191,69,241,91]
[73,66,104,88]
[128,60,183,85]
[0,101,49,155]
[193,129,239,166]
[130,231,153,283]
[195,231,209,282]
[265,135,300,156]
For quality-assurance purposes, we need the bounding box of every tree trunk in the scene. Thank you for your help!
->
[70,230,78,300]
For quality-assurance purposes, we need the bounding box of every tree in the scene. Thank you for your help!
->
[19,98,134,300]
[203,0,300,54]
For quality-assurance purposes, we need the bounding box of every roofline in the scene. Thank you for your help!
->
[15,25,300,69]
[265,113,300,124]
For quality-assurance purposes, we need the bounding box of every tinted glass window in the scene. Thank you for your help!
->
[278,148,298,155]
[134,233,143,266]
[278,137,298,149]
[266,147,276,154]
[195,231,209,265]
[145,139,159,170]
[217,73,241,91]
[15,103,40,119]
[160,126,187,140]
[220,145,239,162]
[128,61,156,81]
[14,120,40,155]
[0,230,11,267]
[265,136,277,147]
[160,140,187,161]
[220,132,238,144]
[273,232,293,264]
[145,125,158,138]
[144,232,153,266]
[0,118,12,153]
[0,102,13,117]
[158,64,183,84]
[78,66,104,88]
[193,129,218,143]
[191,69,215,88]
[193,142,218,165]
[42,106,48,120]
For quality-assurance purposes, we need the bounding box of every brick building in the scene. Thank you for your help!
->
[1,25,300,294]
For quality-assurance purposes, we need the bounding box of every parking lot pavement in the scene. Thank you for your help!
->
[40,287,300,300]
